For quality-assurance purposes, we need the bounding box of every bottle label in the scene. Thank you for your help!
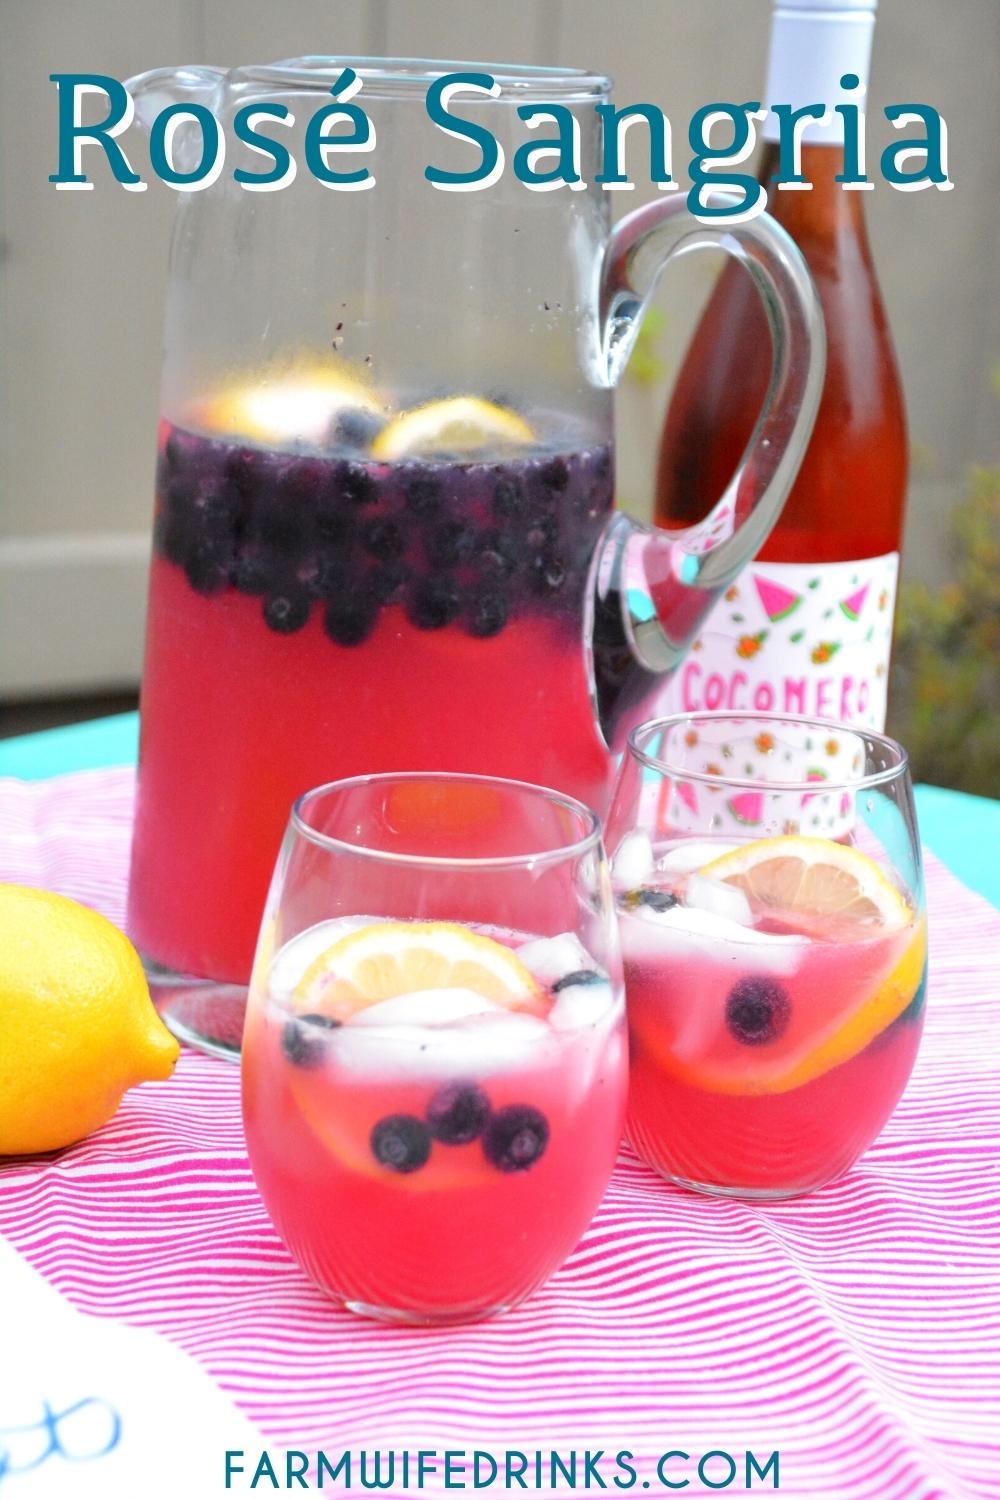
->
[660,552,899,730]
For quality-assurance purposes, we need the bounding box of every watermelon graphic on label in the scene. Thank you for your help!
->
[654,777,699,835]
[676,780,699,816]
[753,574,802,623]
[799,767,832,811]
[726,791,764,827]
[839,583,870,622]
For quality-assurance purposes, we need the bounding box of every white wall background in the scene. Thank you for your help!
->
[1,0,998,695]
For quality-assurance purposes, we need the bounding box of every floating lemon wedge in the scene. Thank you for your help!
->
[632,918,927,1097]
[284,922,543,1187]
[293,921,545,1022]
[699,836,911,938]
[629,836,925,1097]
[370,397,534,461]
[196,360,384,446]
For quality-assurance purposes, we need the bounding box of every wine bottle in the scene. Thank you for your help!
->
[655,0,907,732]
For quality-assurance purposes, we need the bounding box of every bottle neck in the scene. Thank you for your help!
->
[757,140,870,236]
[762,4,876,147]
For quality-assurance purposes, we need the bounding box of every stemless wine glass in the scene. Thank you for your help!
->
[605,712,927,1200]
[241,771,626,1324]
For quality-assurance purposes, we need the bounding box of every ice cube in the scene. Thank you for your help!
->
[516,932,592,988]
[657,841,740,874]
[328,1023,443,1078]
[331,1009,551,1079]
[269,916,382,1002]
[461,1011,551,1066]
[612,831,655,888]
[549,978,615,1032]
[685,873,753,928]
[620,903,806,974]
[348,988,503,1028]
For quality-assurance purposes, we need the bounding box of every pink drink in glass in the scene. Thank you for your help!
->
[242,921,626,1322]
[618,842,926,1197]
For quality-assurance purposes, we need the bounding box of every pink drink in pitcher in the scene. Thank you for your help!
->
[129,418,612,986]
[124,59,822,1064]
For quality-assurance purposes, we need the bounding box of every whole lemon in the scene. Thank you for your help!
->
[0,884,179,1155]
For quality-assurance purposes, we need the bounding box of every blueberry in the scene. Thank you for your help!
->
[196,486,247,545]
[408,577,461,630]
[530,551,567,594]
[593,446,612,482]
[184,541,231,595]
[263,592,311,634]
[315,497,352,545]
[281,458,328,506]
[539,456,570,492]
[427,519,477,568]
[403,470,443,516]
[478,530,520,579]
[251,497,301,552]
[525,514,558,551]
[281,1013,340,1069]
[552,969,604,993]
[361,516,404,560]
[307,555,350,600]
[155,509,193,567]
[324,593,378,646]
[371,1114,432,1174]
[725,976,792,1047]
[340,462,378,506]
[229,554,274,596]
[576,474,613,519]
[372,559,409,604]
[426,1083,491,1145]
[492,475,527,521]
[629,889,679,913]
[164,432,185,473]
[332,408,384,449]
[224,446,266,497]
[165,473,197,514]
[483,1104,549,1173]
[467,590,508,639]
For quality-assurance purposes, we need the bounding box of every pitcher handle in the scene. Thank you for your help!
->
[124,66,227,132]
[594,192,825,675]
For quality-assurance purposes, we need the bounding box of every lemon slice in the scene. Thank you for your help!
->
[699,836,911,938]
[370,397,534,461]
[196,361,383,446]
[632,918,927,1097]
[292,921,545,1022]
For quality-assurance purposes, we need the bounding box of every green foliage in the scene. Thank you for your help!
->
[888,464,1000,796]
[624,306,667,387]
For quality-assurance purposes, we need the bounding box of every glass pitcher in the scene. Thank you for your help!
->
[123,58,824,1056]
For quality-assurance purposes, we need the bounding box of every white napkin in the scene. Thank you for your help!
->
[0,1235,261,1497]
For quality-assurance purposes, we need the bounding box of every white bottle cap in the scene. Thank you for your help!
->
[763,0,876,145]
[776,1,876,11]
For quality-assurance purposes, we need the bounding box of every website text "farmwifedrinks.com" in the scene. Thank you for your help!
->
[224,1447,781,1491]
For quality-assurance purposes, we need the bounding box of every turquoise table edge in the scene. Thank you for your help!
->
[0,710,997,908]
[0,711,140,782]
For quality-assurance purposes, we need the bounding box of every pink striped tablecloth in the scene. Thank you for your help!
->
[1,768,998,1500]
